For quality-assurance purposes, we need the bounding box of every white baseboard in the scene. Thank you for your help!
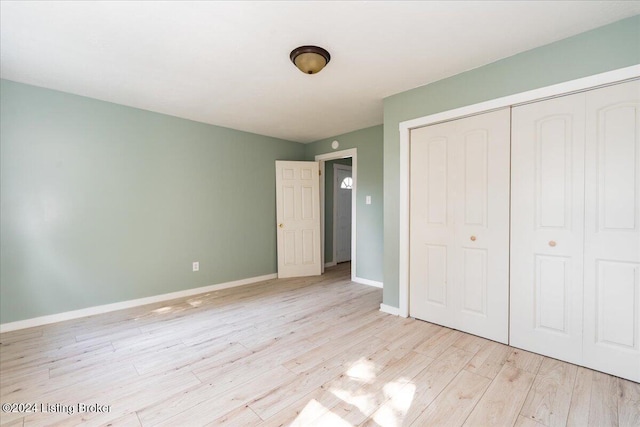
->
[353,276,383,288]
[0,273,278,333]
[324,261,337,268]
[379,303,400,316]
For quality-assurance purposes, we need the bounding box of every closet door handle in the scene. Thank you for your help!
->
[549,240,556,247]
[470,236,477,241]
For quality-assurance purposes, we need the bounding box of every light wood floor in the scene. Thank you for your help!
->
[1,263,638,427]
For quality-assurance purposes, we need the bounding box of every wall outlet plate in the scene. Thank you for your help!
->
[192,261,199,272]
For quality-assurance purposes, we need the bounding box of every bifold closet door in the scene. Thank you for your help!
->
[510,92,586,364]
[511,79,640,382]
[410,108,510,344]
[583,80,640,382]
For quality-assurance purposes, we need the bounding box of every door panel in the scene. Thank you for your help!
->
[535,255,570,334]
[301,229,315,264]
[454,110,510,343]
[283,185,295,219]
[583,80,640,382]
[275,161,321,278]
[410,109,509,343]
[283,231,296,265]
[510,92,586,364]
[596,261,638,348]
[598,105,637,230]
[427,138,449,225]
[425,244,448,305]
[463,130,488,227]
[410,120,457,328]
[461,248,487,315]
[301,186,314,219]
[536,116,572,228]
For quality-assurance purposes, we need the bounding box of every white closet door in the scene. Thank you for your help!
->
[510,93,586,364]
[583,80,640,382]
[410,119,457,329]
[410,109,510,343]
[452,110,510,343]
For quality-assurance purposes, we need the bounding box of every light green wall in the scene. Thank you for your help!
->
[324,158,352,263]
[0,79,304,323]
[305,125,383,283]
[4,16,635,323]
[382,16,640,307]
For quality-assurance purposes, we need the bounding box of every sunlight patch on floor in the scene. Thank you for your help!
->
[330,388,376,415]
[346,357,377,383]
[291,399,341,426]
[299,357,418,427]
[314,410,354,427]
[370,380,416,427]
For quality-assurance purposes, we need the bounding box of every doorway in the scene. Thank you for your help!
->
[315,148,357,282]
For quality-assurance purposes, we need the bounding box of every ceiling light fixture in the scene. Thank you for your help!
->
[290,45,331,75]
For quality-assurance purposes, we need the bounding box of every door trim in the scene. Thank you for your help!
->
[397,64,640,318]
[333,164,353,264]
[315,148,357,283]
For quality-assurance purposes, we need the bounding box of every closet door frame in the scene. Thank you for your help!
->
[394,65,640,319]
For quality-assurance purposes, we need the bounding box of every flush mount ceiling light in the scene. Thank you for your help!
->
[290,45,331,75]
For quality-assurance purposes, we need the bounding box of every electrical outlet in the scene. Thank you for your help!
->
[366,195,372,205]
[192,261,199,272]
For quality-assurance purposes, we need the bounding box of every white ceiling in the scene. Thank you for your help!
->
[1,1,639,143]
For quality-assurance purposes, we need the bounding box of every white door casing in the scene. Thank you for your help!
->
[510,92,586,364]
[410,108,510,343]
[334,164,352,263]
[583,80,640,382]
[275,161,321,278]
[315,148,357,282]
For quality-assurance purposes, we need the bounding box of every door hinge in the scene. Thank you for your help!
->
[319,170,322,176]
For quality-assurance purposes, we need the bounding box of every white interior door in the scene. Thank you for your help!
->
[510,92,586,364]
[275,161,321,278]
[410,108,510,343]
[334,165,352,263]
[583,80,640,382]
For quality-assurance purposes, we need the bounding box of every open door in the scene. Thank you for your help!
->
[275,161,321,278]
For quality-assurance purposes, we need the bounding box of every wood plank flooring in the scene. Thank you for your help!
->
[1,262,638,427]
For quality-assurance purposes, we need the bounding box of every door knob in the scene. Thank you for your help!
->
[470,236,477,241]
[279,224,284,228]
[549,240,556,247]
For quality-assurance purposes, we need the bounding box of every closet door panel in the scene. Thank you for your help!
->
[535,255,571,333]
[583,79,640,382]
[410,109,509,343]
[510,93,585,364]
[410,121,457,328]
[454,109,510,343]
